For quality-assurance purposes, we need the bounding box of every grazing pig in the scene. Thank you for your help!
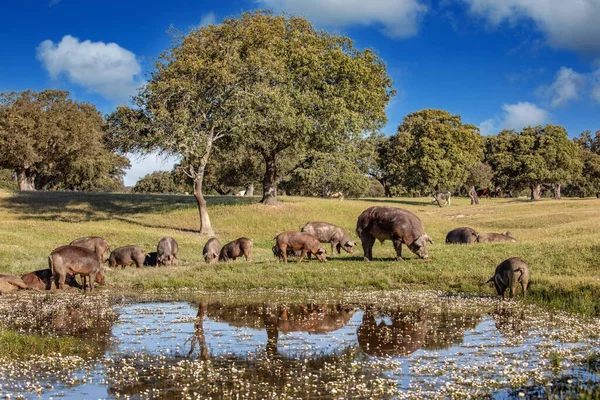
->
[477,232,517,243]
[108,245,146,269]
[69,236,110,261]
[0,274,31,294]
[203,238,222,264]
[144,252,158,267]
[445,227,479,244]
[157,236,179,266]
[301,222,356,255]
[275,232,327,263]
[219,238,253,262]
[49,246,106,292]
[272,245,302,261]
[486,257,530,299]
[356,206,433,261]
[21,268,81,290]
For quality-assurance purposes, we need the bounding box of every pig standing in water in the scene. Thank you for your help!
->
[219,238,253,262]
[69,236,110,260]
[157,237,179,266]
[108,245,146,269]
[301,222,355,255]
[487,257,530,299]
[356,206,433,261]
[275,232,327,263]
[203,238,222,264]
[49,245,106,292]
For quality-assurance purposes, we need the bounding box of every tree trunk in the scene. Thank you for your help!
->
[261,155,278,205]
[553,183,561,200]
[530,184,541,201]
[192,134,215,236]
[432,192,446,208]
[468,186,479,205]
[245,183,254,196]
[17,169,35,191]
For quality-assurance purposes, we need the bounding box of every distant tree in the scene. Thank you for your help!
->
[0,90,129,191]
[386,109,483,196]
[465,162,493,191]
[565,131,600,197]
[0,169,16,190]
[486,125,582,200]
[288,150,371,198]
[360,133,399,198]
[133,171,186,194]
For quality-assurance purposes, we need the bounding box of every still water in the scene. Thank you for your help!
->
[1,291,599,399]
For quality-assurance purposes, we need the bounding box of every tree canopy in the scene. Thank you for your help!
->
[381,109,483,195]
[486,125,582,200]
[0,90,129,191]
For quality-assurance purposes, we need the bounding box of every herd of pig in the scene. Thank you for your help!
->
[0,205,529,299]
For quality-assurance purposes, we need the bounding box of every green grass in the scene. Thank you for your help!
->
[1,190,600,314]
[0,330,99,360]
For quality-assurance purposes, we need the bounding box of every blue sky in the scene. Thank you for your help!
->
[2,0,599,185]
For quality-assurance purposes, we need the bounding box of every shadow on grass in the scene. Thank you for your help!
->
[1,191,257,226]
[350,197,434,207]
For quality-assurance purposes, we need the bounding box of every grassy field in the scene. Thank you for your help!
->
[1,190,599,315]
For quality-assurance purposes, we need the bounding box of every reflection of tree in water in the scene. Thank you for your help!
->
[357,305,483,357]
[109,301,400,399]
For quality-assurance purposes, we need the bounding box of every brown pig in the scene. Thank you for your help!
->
[49,245,106,292]
[275,231,327,263]
[21,268,81,290]
[203,238,222,264]
[477,232,517,243]
[219,238,253,262]
[0,274,31,294]
[445,227,478,244]
[157,236,179,266]
[486,257,530,299]
[301,222,356,255]
[108,245,146,269]
[356,206,433,261]
[69,236,110,261]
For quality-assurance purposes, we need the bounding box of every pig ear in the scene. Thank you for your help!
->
[414,235,426,247]
[425,235,434,244]
[316,248,325,254]
[345,241,355,247]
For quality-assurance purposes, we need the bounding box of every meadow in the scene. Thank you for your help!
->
[1,189,599,315]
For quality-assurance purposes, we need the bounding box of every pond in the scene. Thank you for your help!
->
[1,290,599,399]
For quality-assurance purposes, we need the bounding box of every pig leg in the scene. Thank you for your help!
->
[81,275,87,292]
[244,250,250,262]
[360,233,375,261]
[57,273,66,290]
[88,273,95,292]
[336,243,342,255]
[280,245,288,263]
[331,242,336,255]
[510,280,517,299]
[297,250,307,264]
[392,239,404,261]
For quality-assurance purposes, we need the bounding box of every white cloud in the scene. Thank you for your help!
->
[479,101,550,135]
[199,12,217,27]
[256,0,428,38]
[37,35,142,103]
[537,67,585,107]
[463,0,600,56]
[124,152,181,187]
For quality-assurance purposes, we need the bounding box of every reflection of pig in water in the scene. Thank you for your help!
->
[492,305,526,340]
[357,307,428,357]
[276,304,355,334]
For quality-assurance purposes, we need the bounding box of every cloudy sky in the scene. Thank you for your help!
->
[2,0,599,185]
